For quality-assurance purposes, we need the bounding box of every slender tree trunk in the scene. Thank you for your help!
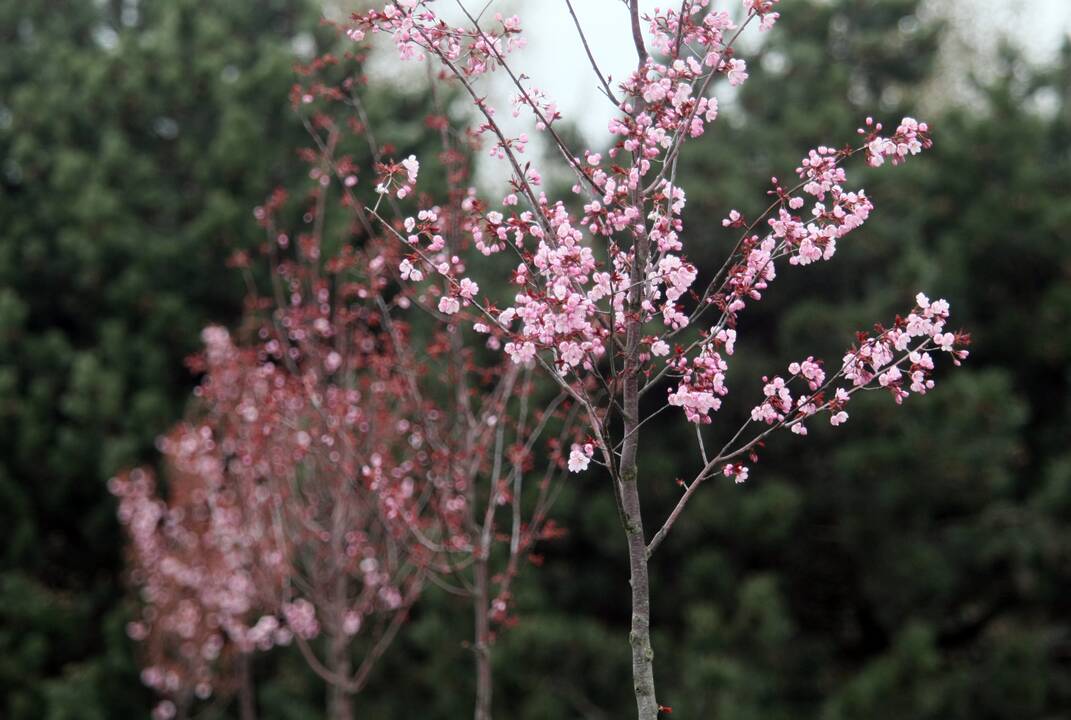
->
[327,633,354,720]
[619,421,658,720]
[619,195,658,719]
[326,487,353,720]
[473,555,493,720]
[238,652,257,720]
[176,693,192,720]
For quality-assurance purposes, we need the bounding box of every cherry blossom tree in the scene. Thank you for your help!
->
[112,314,437,720]
[114,49,576,718]
[320,1,972,717]
[283,58,578,717]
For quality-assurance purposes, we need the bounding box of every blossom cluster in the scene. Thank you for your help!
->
[662,125,930,426]
[753,294,967,431]
[729,295,970,480]
[375,154,420,198]
[860,115,933,168]
[353,1,525,75]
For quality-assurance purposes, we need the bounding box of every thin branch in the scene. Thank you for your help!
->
[646,339,938,556]
[628,0,649,70]
[564,0,622,106]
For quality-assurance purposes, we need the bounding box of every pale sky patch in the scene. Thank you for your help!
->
[344,0,1071,185]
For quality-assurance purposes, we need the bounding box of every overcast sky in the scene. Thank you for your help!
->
[493,0,1071,141]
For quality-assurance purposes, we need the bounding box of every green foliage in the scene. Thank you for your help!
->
[0,0,317,716]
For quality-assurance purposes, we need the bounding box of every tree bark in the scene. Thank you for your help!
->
[619,464,658,720]
[473,555,494,720]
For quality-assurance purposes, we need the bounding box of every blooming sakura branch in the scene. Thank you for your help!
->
[115,1,969,718]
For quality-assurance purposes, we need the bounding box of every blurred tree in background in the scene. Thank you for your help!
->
[1,0,1068,717]
[0,0,318,716]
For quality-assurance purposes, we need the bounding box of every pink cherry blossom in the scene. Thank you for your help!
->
[438,296,461,315]
[568,443,594,473]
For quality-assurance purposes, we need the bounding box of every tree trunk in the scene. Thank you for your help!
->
[238,652,257,720]
[327,633,354,720]
[473,556,493,720]
[619,183,658,718]
[619,456,658,719]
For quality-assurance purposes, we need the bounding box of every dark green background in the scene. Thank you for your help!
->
[2,0,1068,717]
